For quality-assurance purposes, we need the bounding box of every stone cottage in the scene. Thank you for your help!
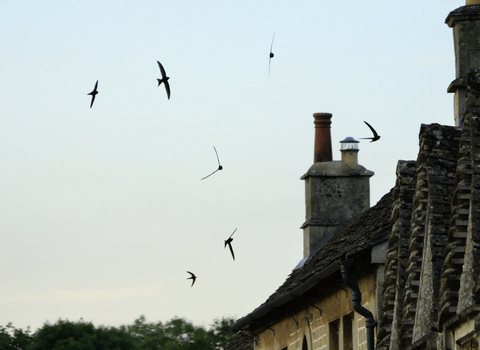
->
[227,2,480,350]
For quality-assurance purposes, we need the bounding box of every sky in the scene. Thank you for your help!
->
[0,1,465,332]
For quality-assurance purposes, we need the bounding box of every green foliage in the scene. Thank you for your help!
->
[208,317,236,350]
[124,315,235,350]
[0,323,31,350]
[26,319,136,350]
[0,316,235,350]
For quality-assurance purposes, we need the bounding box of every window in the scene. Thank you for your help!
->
[343,313,354,350]
[329,313,355,350]
[303,336,308,350]
[458,335,479,350]
[329,319,340,350]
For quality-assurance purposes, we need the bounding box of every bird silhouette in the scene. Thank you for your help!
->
[186,271,196,287]
[269,33,275,77]
[157,61,170,99]
[201,146,223,180]
[360,121,381,142]
[88,80,98,108]
[224,228,237,261]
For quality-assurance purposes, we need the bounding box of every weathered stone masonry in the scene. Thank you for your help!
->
[375,124,461,350]
[376,160,416,350]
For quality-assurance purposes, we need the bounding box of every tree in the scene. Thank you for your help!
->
[207,317,236,350]
[26,319,136,350]
[124,315,235,350]
[0,315,235,350]
[0,323,31,350]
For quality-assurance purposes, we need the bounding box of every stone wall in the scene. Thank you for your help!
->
[301,161,373,258]
[446,5,480,126]
[373,70,480,350]
[456,70,480,314]
[254,274,378,350]
[439,70,480,330]
[376,160,416,350]
[375,124,461,350]
[413,124,460,345]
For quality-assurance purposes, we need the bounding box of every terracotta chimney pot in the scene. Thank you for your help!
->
[313,113,333,163]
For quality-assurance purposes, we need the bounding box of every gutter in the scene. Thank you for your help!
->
[340,259,377,350]
[231,260,340,331]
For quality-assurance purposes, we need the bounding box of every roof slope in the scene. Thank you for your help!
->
[266,189,393,303]
[225,334,254,350]
[232,187,393,332]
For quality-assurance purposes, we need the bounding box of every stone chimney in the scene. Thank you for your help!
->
[446,2,480,126]
[300,113,374,258]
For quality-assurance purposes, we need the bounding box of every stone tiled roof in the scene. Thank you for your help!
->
[374,69,480,350]
[231,186,393,334]
[375,122,462,350]
[265,189,392,303]
[225,333,254,350]
[376,160,417,350]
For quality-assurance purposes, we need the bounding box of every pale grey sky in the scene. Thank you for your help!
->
[0,1,463,331]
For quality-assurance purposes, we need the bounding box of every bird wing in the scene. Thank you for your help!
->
[88,80,98,95]
[157,61,167,79]
[213,146,221,166]
[201,169,219,180]
[164,80,171,99]
[228,228,237,240]
[228,242,235,260]
[201,147,222,179]
[270,32,275,53]
[364,121,378,138]
[186,271,196,286]
[89,95,95,108]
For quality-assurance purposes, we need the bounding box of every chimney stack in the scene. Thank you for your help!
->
[446,3,480,126]
[301,113,374,258]
[313,113,333,162]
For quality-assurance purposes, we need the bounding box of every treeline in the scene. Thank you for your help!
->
[0,315,235,350]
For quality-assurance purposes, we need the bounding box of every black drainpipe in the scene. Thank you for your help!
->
[339,260,377,350]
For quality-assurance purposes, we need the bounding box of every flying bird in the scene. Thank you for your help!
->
[360,121,381,143]
[269,33,275,77]
[224,228,237,261]
[87,80,98,108]
[201,146,223,180]
[157,61,170,99]
[186,271,196,287]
